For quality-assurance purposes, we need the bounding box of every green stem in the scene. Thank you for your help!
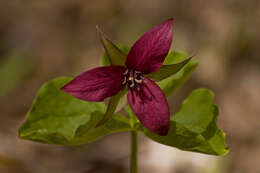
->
[130,131,138,173]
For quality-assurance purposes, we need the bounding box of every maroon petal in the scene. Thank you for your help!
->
[126,18,173,74]
[62,66,126,102]
[127,78,170,136]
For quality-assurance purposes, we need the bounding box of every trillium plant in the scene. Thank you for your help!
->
[19,18,228,173]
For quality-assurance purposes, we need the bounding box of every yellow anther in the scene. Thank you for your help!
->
[128,77,134,81]
[129,82,135,88]
[135,78,142,84]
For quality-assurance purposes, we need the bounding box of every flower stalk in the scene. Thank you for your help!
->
[131,131,138,173]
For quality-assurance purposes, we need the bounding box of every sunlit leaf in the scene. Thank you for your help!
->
[19,77,132,145]
[141,89,229,156]
[65,112,132,145]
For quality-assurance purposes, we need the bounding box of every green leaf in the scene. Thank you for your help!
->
[141,88,229,156]
[146,56,193,81]
[174,89,217,133]
[18,77,105,142]
[97,26,128,66]
[101,44,129,66]
[157,51,198,97]
[19,77,132,145]
[65,112,132,145]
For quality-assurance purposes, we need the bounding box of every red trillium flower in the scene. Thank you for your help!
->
[62,19,174,136]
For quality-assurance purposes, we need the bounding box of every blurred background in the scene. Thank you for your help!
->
[0,0,260,173]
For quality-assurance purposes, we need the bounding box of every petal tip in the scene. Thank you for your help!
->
[165,18,174,26]
[125,18,174,74]
[152,124,169,136]
[60,84,69,92]
[61,66,126,102]
[96,25,106,40]
[96,25,111,43]
[60,83,77,97]
[167,18,174,22]
[96,25,103,34]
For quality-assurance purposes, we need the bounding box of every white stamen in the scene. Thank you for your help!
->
[122,77,127,84]
[123,69,129,75]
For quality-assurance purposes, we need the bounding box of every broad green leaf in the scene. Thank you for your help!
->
[97,26,127,66]
[18,77,106,141]
[141,88,229,156]
[174,88,217,133]
[146,56,193,81]
[19,77,133,145]
[101,44,129,66]
[65,112,132,145]
[157,51,198,97]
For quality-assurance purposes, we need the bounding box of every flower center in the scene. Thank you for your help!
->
[122,69,144,90]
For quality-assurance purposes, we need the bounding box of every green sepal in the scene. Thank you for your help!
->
[96,87,127,127]
[97,26,127,66]
[157,51,198,97]
[163,51,189,64]
[101,44,130,66]
[146,56,193,81]
[124,105,139,128]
